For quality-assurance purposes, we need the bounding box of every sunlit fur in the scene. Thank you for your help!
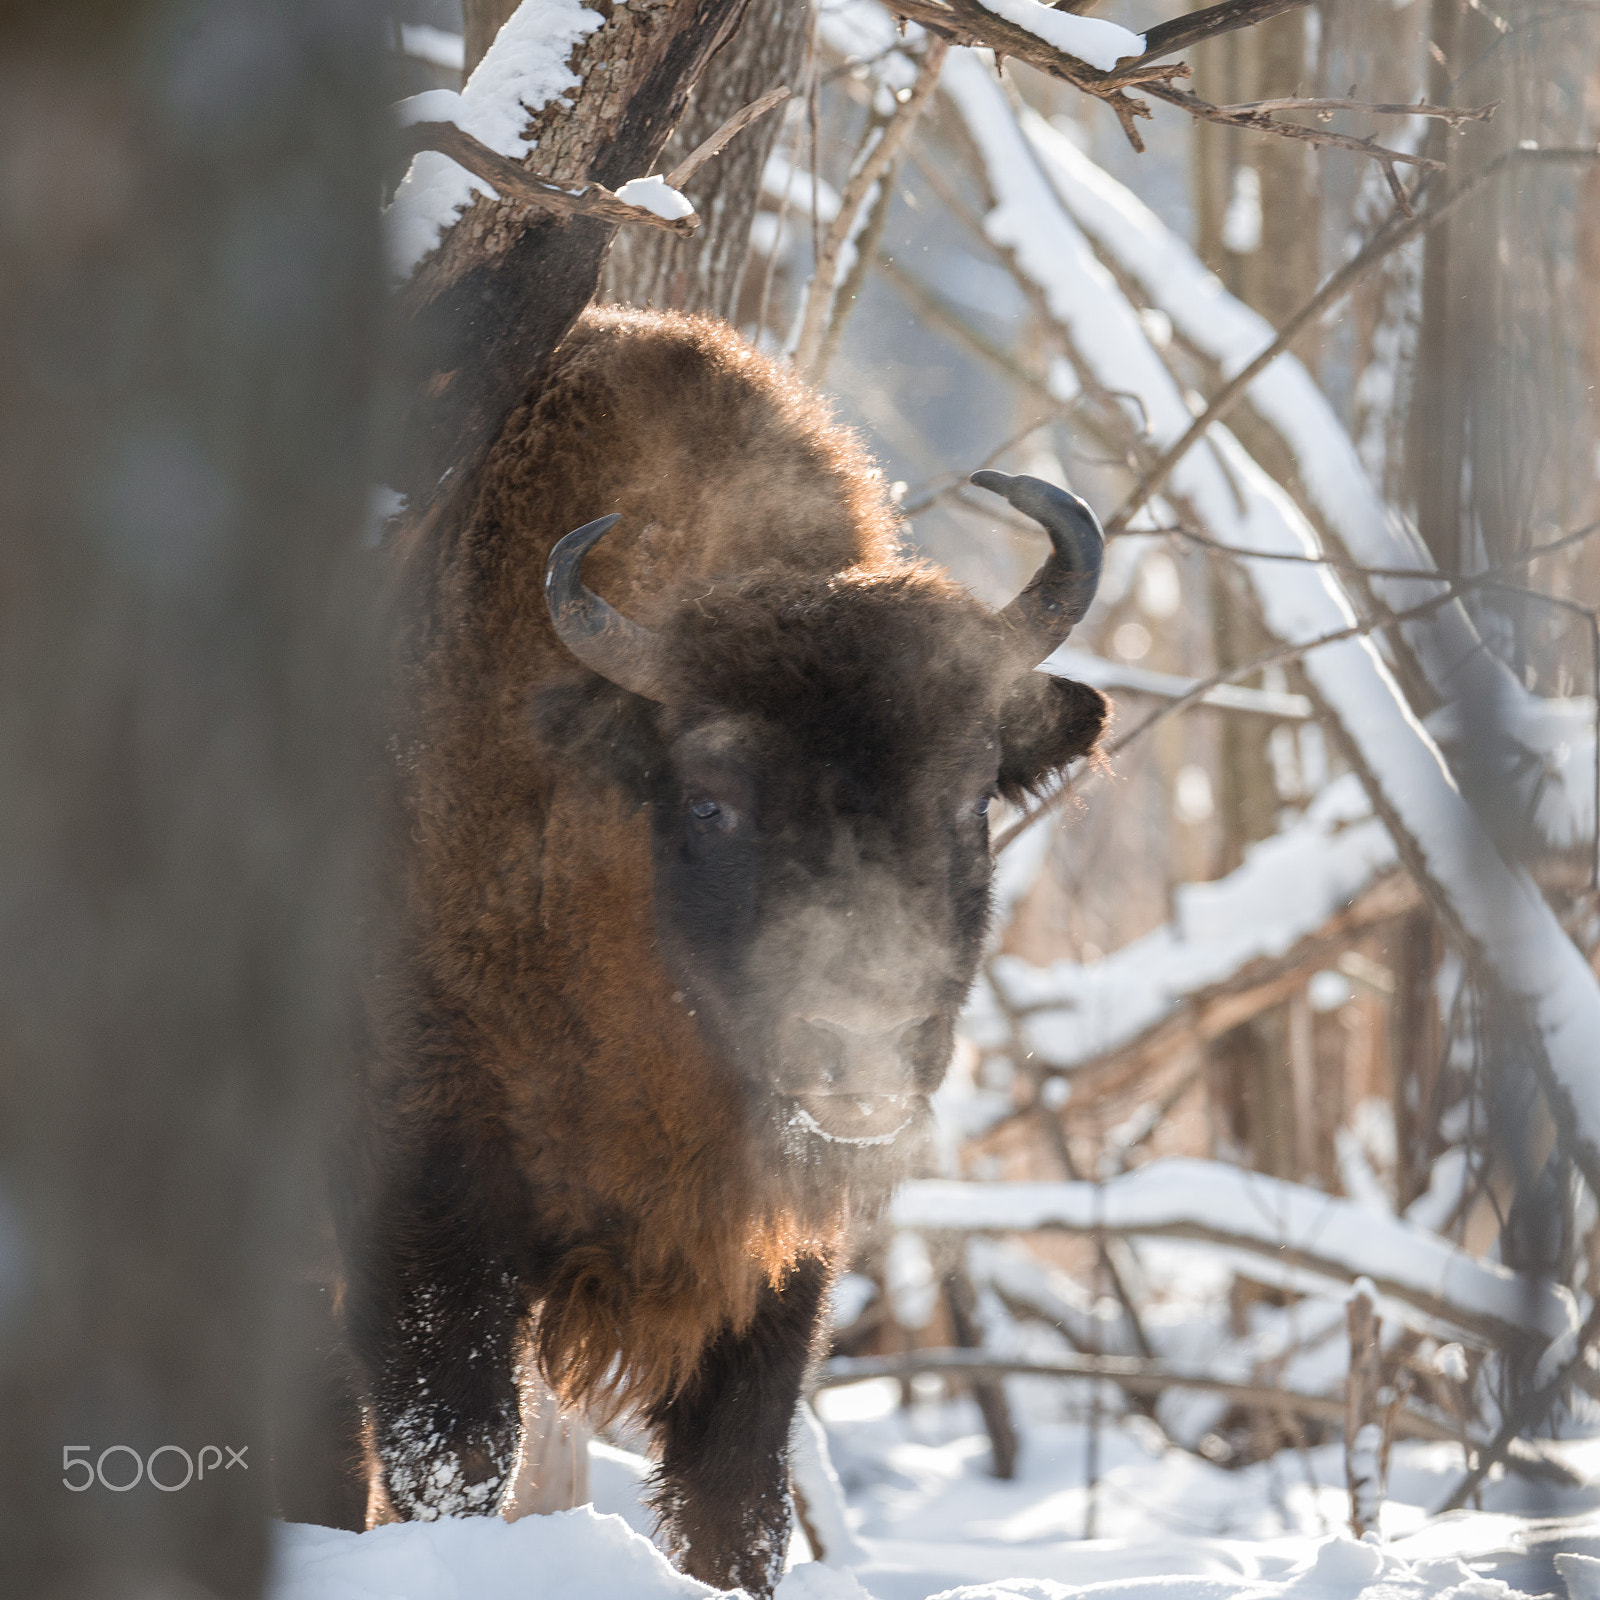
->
[343,308,1106,1585]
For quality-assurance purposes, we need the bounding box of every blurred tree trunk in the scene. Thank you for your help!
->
[600,0,810,317]
[1191,6,1321,357]
[0,2,386,1595]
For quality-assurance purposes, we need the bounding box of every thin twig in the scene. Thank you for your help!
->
[1156,516,1600,581]
[1436,1297,1600,1511]
[991,583,1481,855]
[813,1349,1473,1445]
[814,133,901,381]
[397,121,699,236]
[1216,95,1498,122]
[755,106,810,347]
[666,84,792,189]
[901,416,1065,515]
[793,37,949,375]
[1143,83,1448,171]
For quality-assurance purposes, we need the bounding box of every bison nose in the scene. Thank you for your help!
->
[791,1013,931,1097]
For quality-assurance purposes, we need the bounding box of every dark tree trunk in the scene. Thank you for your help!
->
[601,0,810,318]
[0,2,386,1593]
[388,0,755,509]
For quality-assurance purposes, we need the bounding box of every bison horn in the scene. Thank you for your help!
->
[970,470,1104,666]
[545,513,668,701]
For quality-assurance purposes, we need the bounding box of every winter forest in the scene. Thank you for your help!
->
[4,1,1600,1598]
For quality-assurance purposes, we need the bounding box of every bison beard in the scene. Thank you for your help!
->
[340,308,1107,1593]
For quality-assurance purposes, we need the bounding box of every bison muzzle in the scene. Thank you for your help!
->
[342,308,1107,1595]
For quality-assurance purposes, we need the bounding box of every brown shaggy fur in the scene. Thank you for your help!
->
[344,308,1107,1581]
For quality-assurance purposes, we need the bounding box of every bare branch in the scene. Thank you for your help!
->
[1139,83,1448,172]
[665,83,792,189]
[1437,1297,1600,1511]
[991,583,1482,855]
[1136,0,1313,64]
[885,0,1187,153]
[813,1349,1474,1451]
[1105,144,1600,538]
[1216,95,1499,123]
[398,120,700,236]
[884,0,1478,174]
[793,36,948,375]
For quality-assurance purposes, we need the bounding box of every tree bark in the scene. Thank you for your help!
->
[388,0,754,508]
[0,2,385,1592]
[463,0,520,77]
[601,0,809,318]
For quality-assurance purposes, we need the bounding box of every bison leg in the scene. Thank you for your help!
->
[347,1148,527,1522]
[649,1254,830,1597]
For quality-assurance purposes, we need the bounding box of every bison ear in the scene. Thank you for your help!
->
[996,672,1109,805]
[529,676,666,803]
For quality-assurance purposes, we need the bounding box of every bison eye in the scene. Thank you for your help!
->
[974,795,992,817]
[690,799,722,821]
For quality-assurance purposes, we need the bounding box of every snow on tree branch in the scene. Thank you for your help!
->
[941,49,1600,1194]
[386,0,605,280]
[1016,111,1596,858]
[394,116,700,240]
[969,775,1397,1070]
[891,1159,1577,1351]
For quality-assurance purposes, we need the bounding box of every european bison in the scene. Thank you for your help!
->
[343,306,1106,1593]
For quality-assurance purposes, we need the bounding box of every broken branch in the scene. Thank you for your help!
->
[665,83,792,190]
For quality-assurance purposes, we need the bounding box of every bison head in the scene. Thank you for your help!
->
[541,473,1106,1180]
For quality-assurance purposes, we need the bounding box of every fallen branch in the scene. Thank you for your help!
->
[398,120,700,236]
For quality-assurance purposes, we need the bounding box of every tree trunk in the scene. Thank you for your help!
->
[463,0,521,77]
[600,0,810,318]
[388,0,754,509]
[0,2,386,1592]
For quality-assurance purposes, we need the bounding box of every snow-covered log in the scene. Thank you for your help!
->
[941,49,1600,1196]
[891,1159,1576,1352]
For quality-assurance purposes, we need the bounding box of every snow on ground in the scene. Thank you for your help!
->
[268,1398,1600,1600]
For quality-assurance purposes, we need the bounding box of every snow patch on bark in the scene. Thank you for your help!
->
[385,0,605,279]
